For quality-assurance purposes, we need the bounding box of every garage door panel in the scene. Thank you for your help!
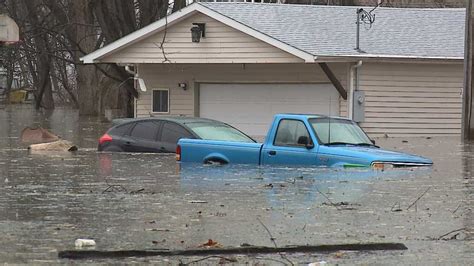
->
[200,84,340,137]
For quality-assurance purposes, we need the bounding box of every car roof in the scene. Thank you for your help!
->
[275,113,351,120]
[111,116,225,127]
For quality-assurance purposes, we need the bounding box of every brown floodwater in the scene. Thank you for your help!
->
[0,106,472,264]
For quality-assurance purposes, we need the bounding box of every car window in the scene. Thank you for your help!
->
[309,118,371,145]
[130,121,159,141]
[186,122,255,143]
[161,122,194,144]
[274,119,311,147]
[109,123,134,136]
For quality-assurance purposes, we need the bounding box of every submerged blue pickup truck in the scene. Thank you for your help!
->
[177,114,432,169]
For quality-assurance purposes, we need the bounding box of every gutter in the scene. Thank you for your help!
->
[316,55,463,63]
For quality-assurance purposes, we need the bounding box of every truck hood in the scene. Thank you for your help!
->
[318,145,433,166]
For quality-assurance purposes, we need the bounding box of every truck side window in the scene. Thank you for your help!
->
[274,119,311,147]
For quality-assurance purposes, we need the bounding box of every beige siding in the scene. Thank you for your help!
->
[136,62,463,137]
[358,63,463,137]
[102,13,303,64]
[136,63,347,117]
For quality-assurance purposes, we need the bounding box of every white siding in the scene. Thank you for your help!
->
[359,63,463,137]
[102,13,303,64]
[199,83,340,136]
[136,63,347,117]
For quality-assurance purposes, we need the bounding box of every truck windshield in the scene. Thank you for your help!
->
[186,122,255,143]
[309,118,372,146]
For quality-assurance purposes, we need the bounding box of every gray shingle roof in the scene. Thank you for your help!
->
[200,2,465,59]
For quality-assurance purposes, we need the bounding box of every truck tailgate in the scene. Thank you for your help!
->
[178,139,263,164]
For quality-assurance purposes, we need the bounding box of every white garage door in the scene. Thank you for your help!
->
[199,83,340,137]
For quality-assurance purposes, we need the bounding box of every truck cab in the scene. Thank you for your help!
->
[261,114,320,165]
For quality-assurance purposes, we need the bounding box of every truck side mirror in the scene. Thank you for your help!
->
[371,139,376,145]
[297,136,314,149]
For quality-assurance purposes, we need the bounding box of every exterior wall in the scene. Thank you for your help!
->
[358,62,463,137]
[136,63,348,117]
[102,13,303,64]
[136,61,463,137]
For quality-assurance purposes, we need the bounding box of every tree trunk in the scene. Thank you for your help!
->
[23,0,55,110]
[71,0,102,116]
[173,0,186,12]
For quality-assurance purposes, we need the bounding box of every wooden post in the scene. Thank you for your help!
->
[318,62,347,100]
[463,0,474,140]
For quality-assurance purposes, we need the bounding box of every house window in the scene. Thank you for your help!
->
[152,89,169,113]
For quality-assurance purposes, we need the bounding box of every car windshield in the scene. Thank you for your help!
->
[309,118,372,145]
[186,122,255,143]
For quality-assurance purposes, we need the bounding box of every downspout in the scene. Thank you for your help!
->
[349,60,363,119]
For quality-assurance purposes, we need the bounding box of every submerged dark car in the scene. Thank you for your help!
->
[98,116,255,153]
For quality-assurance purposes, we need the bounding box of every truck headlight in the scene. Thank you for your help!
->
[371,162,393,170]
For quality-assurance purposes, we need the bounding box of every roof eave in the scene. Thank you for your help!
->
[80,4,200,64]
[81,3,315,64]
[195,4,315,63]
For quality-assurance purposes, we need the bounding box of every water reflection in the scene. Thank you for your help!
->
[462,142,474,243]
[179,163,432,210]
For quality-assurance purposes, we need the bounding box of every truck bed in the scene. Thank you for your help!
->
[178,139,263,164]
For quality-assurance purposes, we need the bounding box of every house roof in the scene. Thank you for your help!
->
[203,2,465,60]
[81,2,465,64]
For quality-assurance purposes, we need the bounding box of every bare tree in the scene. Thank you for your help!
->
[1,0,174,116]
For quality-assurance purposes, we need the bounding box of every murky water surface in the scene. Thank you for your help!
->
[0,107,472,264]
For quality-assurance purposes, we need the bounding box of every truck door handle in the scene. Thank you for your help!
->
[125,141,132,146]
[268,150,276,156]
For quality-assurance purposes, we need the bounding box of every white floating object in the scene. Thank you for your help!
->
[308,261,327,266]
[75,239,96,248]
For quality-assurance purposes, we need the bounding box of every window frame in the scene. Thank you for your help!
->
[273,118,313,148]
[151,88,170,114]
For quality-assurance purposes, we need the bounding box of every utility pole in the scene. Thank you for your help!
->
[463,0,474,140]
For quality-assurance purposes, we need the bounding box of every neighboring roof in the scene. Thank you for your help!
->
[81,2,465,63]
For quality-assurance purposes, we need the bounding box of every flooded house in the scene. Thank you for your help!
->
[81,2,464,138]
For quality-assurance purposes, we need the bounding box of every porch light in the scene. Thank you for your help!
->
[191,23,205,43]
[178,82,187,90]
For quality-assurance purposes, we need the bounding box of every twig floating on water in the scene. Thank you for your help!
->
[437,228,467,240]
[188,200,208,204]
[256,218,277,248]
[315,185,341,210]
[130,188,145,194]
[391,202,402,212]
[407,187,431,210]
[102,184,127,194]
[58,242,408,259]
[256,218,294,265]
[182,255,237,265]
